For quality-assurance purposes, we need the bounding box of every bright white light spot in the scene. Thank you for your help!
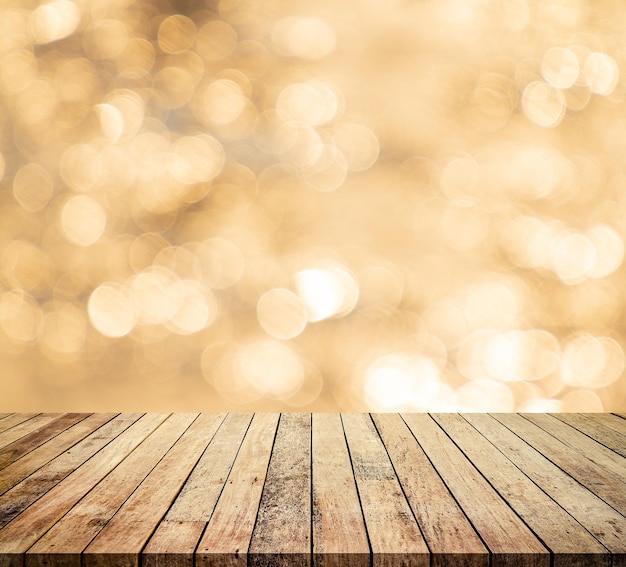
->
[552,231,596,284]
[272,17,336,60]
[295,267,359,322]
[28,0,81,45]
[61,195,106,246]
[583,52,619,95]
[88,284,137,338]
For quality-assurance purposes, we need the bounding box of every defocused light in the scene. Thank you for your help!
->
[295,266,359,322]
[583,52,619,95]
[456,379,515,412]
[276,81,338,126]
[13,163,54,212]
[522,81,566,127]
[464,278,521,330]
[61,195,107,246]
[0,50,37,95]
[203,79,247,125]
[586,225,624,278]
[158,15,196,54]
[257,288,308,340]
[167,281,217,335]
[88,283,136,338]
[551,231,595,284]
[196,238,244,289]
[272,17,336,60]
[28,0,82,45]
[0,290,42,343]
[197,21,237,60]
[333,124,379,171]
[82,19,129,60]
[60,144,103,192]
[169,135,225,184]
[561,389,603,412]
[561,333,624,389]
[541,47,579,89]
[40,302,86,358]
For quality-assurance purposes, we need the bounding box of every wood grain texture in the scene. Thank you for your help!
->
[196,413,279,567]
[585,413,626,436]
[373,413,488,567]
[0,414,38,435]
[463,413,626,560]
[492,413,626,513]
[402,413,549,567]
[312,413,369,567]
[551,413,626,458]
[0,414,61,449]
[342,413,429,567]
[434,413,609,567]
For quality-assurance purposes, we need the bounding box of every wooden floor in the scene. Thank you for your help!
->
[0,413,625,567]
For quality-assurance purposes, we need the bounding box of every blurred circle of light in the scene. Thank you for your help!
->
[61,195,107,247]
[440,157,480,202]
[583,52,619,95]
[40,302,86,360]
[363,354,441,411]
[551,231,595,284]
[158,15,197,54]
[166,281,217,335]
[561,390,604,412]
[295,267,359,322]
[0,290,41,343]
[82,19,129,60]
[60,144,103,192]
[272,16,336,60]
[456,379,515,412]
[203,79,247,125]
[276,81,338,126]
[169,135,225,184]
[87,284,137,338]
[197,21,237,60]
[561,333,624,389]
[522,81,566,127]
[357,264,404,317]
[332,124,380,171]
[235,340,305,398]
[13,163,54,212]
[95,104,124,144]
[0,50,37,96]
[257,288,308,340]
[130,268,180,326]
[27,0,81,45]
[302,144,348,192]
[196,238,245,289]
[15,79,57,125]
[507,148,562,200]
[541,47,579,89]
[586,225,624,278]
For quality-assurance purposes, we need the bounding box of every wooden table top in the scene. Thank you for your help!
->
[0,412,624,567]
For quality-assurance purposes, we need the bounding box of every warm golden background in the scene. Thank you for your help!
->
[1,0,625,412]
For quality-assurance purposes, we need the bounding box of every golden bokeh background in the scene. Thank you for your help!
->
[1,0,626,412]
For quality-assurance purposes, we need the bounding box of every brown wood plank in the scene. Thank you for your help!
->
[522,413,626,482]
[463,413,626,561]
[312,413,369,567]
[342,413,429,567]
[0,414,39,435]
[551,413,626,458]
[0,414,61,449]
[373,413,488,567]
[196,413,280,567]
[0,413,168,567]
[434,413,609,567]
[492,413,626,514]
[0,415,12,424]
[0,413,143,530]
[585,413,626,436]
[0,413,90,471]
[248,413,311,567]
[143,413,253,567]
[26,413,206,567]
[0,413,117,496]
[81,414,225,567]
[401,413,549,567]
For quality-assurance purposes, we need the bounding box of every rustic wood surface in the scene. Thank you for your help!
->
[0,413,624,567]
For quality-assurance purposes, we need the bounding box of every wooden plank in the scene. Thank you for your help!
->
[342,413,429,567]
[433,414,609,567]
[0,414,61,449]
[0,413,142,530]
[312,413,369,567]
[0,413,89,471]
[248,413,311,567]
[372,413,488,567]
[402,413,549,567]
[143,413,253,567]
[492,413,626,513]
[26,413,207,567]
[0,416,12,424]
[82,414,225,567]
[585,413,626,436]
[0,413,117,496]
[522,413,626,482]
[195,413,280,567]
[551,413,626,458]
[0,414,38,435]
[463,413,626,560]
[0,413,168,567]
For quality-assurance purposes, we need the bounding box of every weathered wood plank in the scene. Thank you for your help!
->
[143,413,253,567]
[312,413,369,567]
[551,413,626,458]
[26,413,205,567]
[196,413,280,567]
[463,413,626,561]
[0,414,61,449]
[0,414,38,435]
[521,413,626,482]
[0,416,12,425]
[0,413,142,530]
[342,413,429,567]
[0,413,117,496]
[0,413,167,567]
[0,413,89,471]
[434,413,609,567]
[81,414,225,567]
[373,413,488,567]
[248,413,311,567]
[492,413,626,513]
[585,413,626,436]
[402,413,549,567]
